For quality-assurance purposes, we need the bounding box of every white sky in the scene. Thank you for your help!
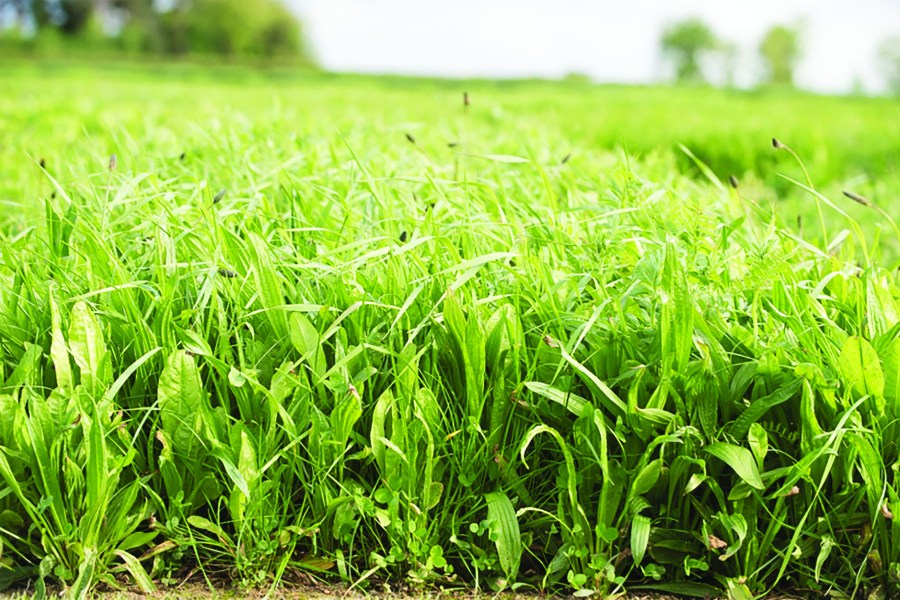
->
[287,0,900,93]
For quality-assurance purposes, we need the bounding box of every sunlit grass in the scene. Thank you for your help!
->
[1,64,899,598]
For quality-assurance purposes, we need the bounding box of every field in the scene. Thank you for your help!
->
[1,64,900,598]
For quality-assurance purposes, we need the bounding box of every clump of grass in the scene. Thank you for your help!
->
[0,66,899,599]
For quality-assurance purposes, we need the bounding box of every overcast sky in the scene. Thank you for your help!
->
[287,0,899,93]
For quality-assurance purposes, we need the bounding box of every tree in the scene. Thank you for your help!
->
[660,18,719,84]
[159,0,310,61]
[759,25,802,86]
[0,0,316,64]
[877,35,900,96]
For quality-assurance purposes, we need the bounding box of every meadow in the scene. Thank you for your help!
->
[1,64,900,598]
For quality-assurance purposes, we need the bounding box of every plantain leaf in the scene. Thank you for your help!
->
[840,336,884,410]
[705,443,764,490]
[485,491,522,581]
[631,514,651,567]
[158,350,206,461]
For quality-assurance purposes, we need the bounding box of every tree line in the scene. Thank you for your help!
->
[0,0,315,63]
[661,18,900,95]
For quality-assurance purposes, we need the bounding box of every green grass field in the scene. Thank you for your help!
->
[2,64,900,598]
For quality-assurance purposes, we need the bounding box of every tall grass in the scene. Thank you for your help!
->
[1,66,900,597]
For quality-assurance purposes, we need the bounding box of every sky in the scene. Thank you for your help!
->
[286,0,900,93]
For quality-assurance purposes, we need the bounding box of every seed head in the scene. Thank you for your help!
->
[463,91,470,107]
[213,189,226,204]
[728,175,739,189]
[405,133,416,144]
[772,138,786,149]
[399,230,408,243]
[707,535,727,550]
[39,157,46,169]
[842,190,871,207]
[179,151,186,161]
[448,142,458,148]
[108,154,117,171]
[218,268,238,278]
[561,153,572,165]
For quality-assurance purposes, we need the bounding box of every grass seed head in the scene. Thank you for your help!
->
[399,230,408,243]
[842,190,871,207]
[213,189,226,204]
[448,142,458,148]
[728,175,739,189]
[179,151,186,161]
[39,157,46,169]
[405,133,416,144]
[108,154,117,171]
[464,91,470,107]
[708,535,727,550]
[561,153,571,165]
[218,268,238,278]
[772,137,786,149]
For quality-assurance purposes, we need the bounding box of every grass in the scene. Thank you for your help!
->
[1,63,900,598]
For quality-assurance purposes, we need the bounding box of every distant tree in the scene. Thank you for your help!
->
[877,35,900,96]
[0,0,93,33]
[0,0,316,63]
[159,0,311,61]
[660,18,720,84]
[759,25,802,86]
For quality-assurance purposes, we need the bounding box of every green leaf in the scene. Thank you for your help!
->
[485,491,522,581]
[49,295,72,392]
[882,337,900,409]
[840,336,885,407]
[631,514,651,566]
[726,380,801,441]
[114,550,157,594]
[631,459,661,497]
[705,443,764,490]
[289,312,327,384]
[249,232,288,338]
[524,381,589,417]
[67,301,111,396]
[748,423,768,470]
[158,350,206,460]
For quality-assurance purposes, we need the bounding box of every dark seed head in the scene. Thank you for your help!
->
[728,175,739,189]
[842,190,871,207]
[179,152,186,161]
[108,154,117,171]
[218,268,238,278]
[51,191,56,199]
[39,157,46,169]
[399,231,408,243]
[463,91,470,107]
[561,153,571,165]
[448,142,458,148]
[772,138,785,149]
[213,189,226,204]
[405,133,416,144]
